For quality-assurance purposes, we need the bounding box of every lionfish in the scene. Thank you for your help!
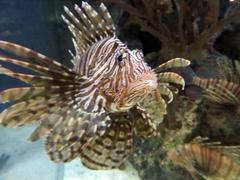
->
[168,137,240,180]
[0,2,190,169]
[192,77,240,105]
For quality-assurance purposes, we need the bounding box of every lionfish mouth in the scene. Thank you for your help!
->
[144,79,158,91]
[119,72,158,108]
[138,72,158,92]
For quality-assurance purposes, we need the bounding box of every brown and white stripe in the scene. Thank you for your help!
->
[192,77,240,104]
[168,138,240,180]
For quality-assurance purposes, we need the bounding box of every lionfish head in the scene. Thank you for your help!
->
[60,1,159,113]
[107,40,158,111]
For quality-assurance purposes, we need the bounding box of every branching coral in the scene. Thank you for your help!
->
[102,0,240,59]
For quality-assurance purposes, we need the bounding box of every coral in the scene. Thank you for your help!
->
[129,96,201,180]
[161,96,202,148]
[101,0,240,85]
[103,0,240,59]
[206,110,236,136]
[196,100,240,144]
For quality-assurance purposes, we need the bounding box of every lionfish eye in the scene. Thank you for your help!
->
[117,49,125,62]
[117,54,123,62]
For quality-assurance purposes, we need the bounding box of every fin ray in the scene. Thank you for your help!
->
[80,120,133,169]
[131,105,157,138]
[45,112,111,163]
[158,72,185,90]
[0,41,74,74]
[0,56,74,78]
[154,58,190,72]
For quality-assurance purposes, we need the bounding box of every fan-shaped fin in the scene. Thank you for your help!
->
[154,58,190,73]
[0,96,61,127]
[131,105,157,138]
[28,106,74,142]
[0,65,14,73]
[99,3,116,31]
[45,112,111,163]
[0,85,75,103]
[204,83,239,104]
[0,56,73,78]
[0,70,75,86]
[190,137,240,164]
[80,120,133,170]
[192,77,240,104]
[158,72,185,90]
[28,126,49,142]
[62,1,115,56]
[0,41,74,74]
[158,84,173,103]
[0,40,111,156]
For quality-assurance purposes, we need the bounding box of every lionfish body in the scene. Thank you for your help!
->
[0,2,189,169]
[168,137,240,180]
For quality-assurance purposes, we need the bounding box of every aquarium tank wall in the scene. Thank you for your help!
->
[0,0,240,180]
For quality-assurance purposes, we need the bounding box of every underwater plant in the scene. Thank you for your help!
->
[0,1,189,170]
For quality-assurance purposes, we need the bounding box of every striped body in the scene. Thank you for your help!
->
[168,141,240,180]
